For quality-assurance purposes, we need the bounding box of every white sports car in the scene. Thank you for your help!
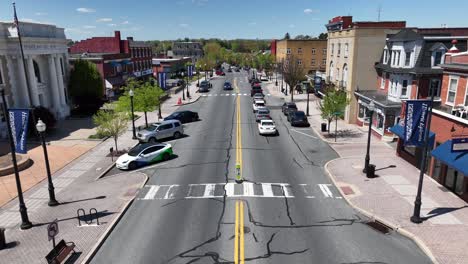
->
[258,120,278,135]
[116,142,173,170]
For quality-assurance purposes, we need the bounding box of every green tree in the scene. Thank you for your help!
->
[318,90,349,134]
[284,32,291,40]
[318,33,328,40]
[69,60,103,111]
[116,79,166,128]
[93,110,129,152]
[283,55,306,101]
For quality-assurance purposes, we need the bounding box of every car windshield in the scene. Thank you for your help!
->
[295,112,306,117]
[258,110,269,114]
[256,103,265,106]
[128,145,147,156]
[144,124,159,131]
[262,121,274,126]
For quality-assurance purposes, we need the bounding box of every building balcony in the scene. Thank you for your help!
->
[433,102,468,124]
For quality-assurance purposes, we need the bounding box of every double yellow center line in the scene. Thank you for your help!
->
[234,200,245,264]
[233,78,245,264]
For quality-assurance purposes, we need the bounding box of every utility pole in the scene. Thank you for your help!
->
[377,4,382,22]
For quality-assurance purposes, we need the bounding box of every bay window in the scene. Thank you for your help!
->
[401,80,408,98]
[447,77,458,105]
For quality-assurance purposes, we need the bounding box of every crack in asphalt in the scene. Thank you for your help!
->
[243,232,309,261]
[164,93,237,264]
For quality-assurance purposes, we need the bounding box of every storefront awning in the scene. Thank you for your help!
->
[431,140,468,176]
[389,124,435,147]
[110,61,120,66]
[122,60,132,65]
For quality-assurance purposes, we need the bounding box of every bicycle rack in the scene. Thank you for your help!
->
[77,208,100,226]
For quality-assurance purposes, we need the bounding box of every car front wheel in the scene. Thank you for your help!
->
[149,137,157,143]
[173,132,182,139]
[128,162,137,170]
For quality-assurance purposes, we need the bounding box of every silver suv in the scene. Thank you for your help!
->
[137,120,184,143]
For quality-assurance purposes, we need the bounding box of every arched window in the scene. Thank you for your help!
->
[342,64,348,86]
[33,60,41,83]
[329,61,334,80]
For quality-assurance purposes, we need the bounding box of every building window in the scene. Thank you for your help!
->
[329,62,334,80]
[383,49,389,64]
[298,48,302,54]
[396,51,401,66]
[447,77,458,105]
[287,48,291,54]
[297,59,302,65]
[337,43,341,56]
[336,68,340,81]
[433,50,444,66]
[60,58,64,75]
[402,80,408,97]
[405,51,411,66]
[344,43,348,57]
[342,64,348,86]
[465,82,468,106]
[312,48,316,55]
[430,79,441,98]
[323,48,327,55]
[0,66,3,84]
[311,59,316,66]
[331,44,334,55]
[380,75,386,89]
[322,59,326,65]
[33,60,41,83]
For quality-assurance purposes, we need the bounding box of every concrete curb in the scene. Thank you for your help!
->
[323,158,439,264]
[81,172,149,264]
[95,163,116,180]
[173,95,201,106]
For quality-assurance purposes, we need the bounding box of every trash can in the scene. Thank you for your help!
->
[321,123,327,132]
[366,164,376,178]
[0,227,5,250]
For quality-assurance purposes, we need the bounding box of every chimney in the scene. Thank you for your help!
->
[114,31,121,40]
[448,39,459,53]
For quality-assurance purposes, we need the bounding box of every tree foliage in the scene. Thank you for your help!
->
[284,32,291,40]
[69,60,103,111]
[283,55,306,101]
[318,90,349,134]
[93,110,129,152]
[318,33,328,40]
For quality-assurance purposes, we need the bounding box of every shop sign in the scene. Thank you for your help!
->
[452,138,468,152]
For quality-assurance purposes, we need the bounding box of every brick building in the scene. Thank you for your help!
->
[428,48,468,202]
[325,16,406,124]
[170,42,203,63]
[275,39,327,75]
[356,28,468,142]
[69,31,153,86]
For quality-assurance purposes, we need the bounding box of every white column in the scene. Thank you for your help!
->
[5,56,21,107]
[54,55,66,106]
[47,55,61,112]
[26,56,40,106]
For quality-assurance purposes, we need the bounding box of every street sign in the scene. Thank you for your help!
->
[47,219,59,242]
[452,138,468,152]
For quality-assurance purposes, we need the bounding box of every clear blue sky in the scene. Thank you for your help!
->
[1,0,467,41]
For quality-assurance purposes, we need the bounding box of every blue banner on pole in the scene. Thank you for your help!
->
[158,72,167,90]
[404,100,432,147]
[8,108,30,154]
[314,76,322,90]
[187,65,193,77]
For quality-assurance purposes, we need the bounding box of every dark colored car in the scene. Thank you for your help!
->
[164,110,199,124]
[288,111,310,127]
[235,68,240,72]
[251,87,263,96]
[282,102,297,116]
[223,81,233,90]
[227,68,232,72]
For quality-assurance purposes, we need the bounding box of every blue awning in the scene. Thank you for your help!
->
[431,140,468,176]
[110,61,120,66]
[389,124,435,147]
[122,60,132,65]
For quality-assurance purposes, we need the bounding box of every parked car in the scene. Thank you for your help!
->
[227,68,232,72]
[164,110,199,123]
[223,81,233,90]
[253,99,266,112]
[288,111,310,127]
[116,142,173,170]
[282,102,297,116]
[235,68,240,72]
[199,80,211,92]
[260,75,269,81]
[255,108,271,122]
[258,120,278,136]
[136,120,184,143]
[215,69,225,76]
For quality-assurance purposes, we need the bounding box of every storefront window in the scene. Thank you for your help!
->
[358,104,366,119]
[402,145,417,156]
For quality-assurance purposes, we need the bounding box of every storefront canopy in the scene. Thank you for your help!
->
[431,140,468,176]
[389,124,435,147]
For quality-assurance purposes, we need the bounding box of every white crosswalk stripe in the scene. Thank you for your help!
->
[139,183,341,200]
[200,94,271,97]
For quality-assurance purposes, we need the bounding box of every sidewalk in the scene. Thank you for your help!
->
[0,78,198,263]
[266,83,468,264]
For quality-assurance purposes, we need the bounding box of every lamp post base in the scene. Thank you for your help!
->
[410,215,423,224]
[48,199,59,207]
[20,220,33,230]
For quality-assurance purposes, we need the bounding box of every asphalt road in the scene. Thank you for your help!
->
[90,70,432,263]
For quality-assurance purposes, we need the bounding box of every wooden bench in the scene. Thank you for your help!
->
[45,239,76,264]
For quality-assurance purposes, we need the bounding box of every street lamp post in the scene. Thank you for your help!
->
[186,69,190,98]
[129,89,137,139]
[305,82,310,116]
[181,72,186,100]
[0,88,32,229]
[363,101,375,174]
[204,64,207,80]
[36,119,59,207]
[411,84,436,224]
[197,70,200,87]
[275,64,278,86]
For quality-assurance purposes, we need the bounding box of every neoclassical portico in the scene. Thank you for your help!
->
[0,21,70,126]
